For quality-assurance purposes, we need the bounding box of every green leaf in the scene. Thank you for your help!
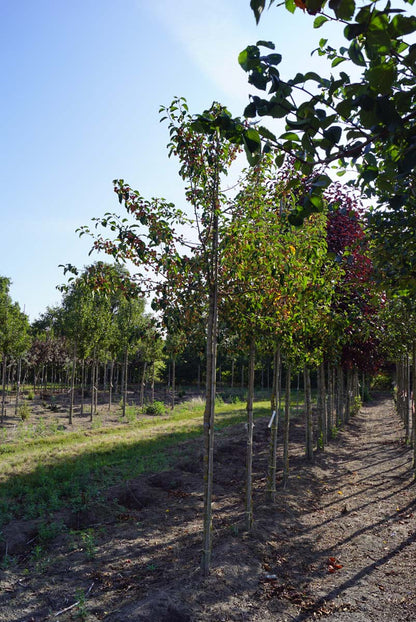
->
[238,46,260,71]
[348,40,366,66]
[244,102,257,118]
[262,53,282,65]
[285,0,296,14]
[256,40,275,49]
[311,174,332,188]
[314,15,329,28]
[323,126,342,144]
[329,0,356,20]
[258,125,277,142]
[366,63,396,95]
[250,0,266,24]
[280,131,300,140]
[275,152,285,167]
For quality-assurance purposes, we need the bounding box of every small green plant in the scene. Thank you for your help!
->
[75,588,88,621]
[144,401,165,416]
[317,431,324,450]
[351,396,362,417]
[80,529,97,560]
[27,390,34,400]
[38,520,64,544]
[19,402,31,421]
[330,425,339,439]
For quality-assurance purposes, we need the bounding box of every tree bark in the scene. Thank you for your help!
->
[304,366,314,461]
[266,345,281,502]
[282,364,291,489]
[201,181,220,577]
[69,346,76,425]
[245,337,255,530]
[14,357,22,417]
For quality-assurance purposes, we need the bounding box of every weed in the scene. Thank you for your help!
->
[317,432,324,450]
[330,426,339,439]
[27,390,34,400]
[351,396,362,417]
[143,401,165,416]
[19,402,31,421]
[80,529,97,560]
[38,519,64,544]
[75,588,88,621]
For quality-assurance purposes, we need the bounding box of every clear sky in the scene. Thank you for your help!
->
[1,0,342,321]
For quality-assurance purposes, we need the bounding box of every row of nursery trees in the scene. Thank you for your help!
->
[0,265,168,423]
[76,99,416,574]
[2,100,416,576]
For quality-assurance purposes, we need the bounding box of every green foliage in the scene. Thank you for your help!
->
[351,395,362,417]
[18,402,31,421]
[244,0,416,229]
[143,401,165,416]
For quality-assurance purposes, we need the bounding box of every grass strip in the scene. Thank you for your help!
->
[0,399,274,526]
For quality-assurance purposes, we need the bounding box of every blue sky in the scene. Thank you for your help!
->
[1,0,342,320]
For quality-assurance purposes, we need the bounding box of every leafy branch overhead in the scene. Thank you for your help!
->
[244,0,416,220]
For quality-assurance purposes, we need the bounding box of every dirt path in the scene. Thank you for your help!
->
[1,395,415,621]
[271,395,416,621]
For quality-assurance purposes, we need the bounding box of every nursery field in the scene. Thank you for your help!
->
[0,393,415,621]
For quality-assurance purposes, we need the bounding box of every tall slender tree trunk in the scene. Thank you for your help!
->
[266,345,281,502]
[122,346,128,417]
[245,338,255,531]
[327,364,334,438]
[336,366,344,426]
[1,356,7,424]
[69,345,76,425]
[151,361,155,403]
[412,342,416,478]
[109,359,114,411]
[282,365,291,489]
[304,366,313,461]
[201,187,220,577]
[140,361,147,407]
[318,361,327,448]
[14,357,22,416]
[171,357,176,410]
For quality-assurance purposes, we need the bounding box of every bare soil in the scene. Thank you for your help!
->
[1,394,415,621]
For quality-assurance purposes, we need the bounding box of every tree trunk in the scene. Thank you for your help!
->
[282,365,291,489]
[412,342,416,478]
[140,361,147,407]
[266,345,281,502]
[109,359,114,411]
[122,346,128,417]
[327,364,334,438]
[201,189,220,577]
[318,361,327,448]
[245,338,256,531]
[69,346,76,425]
[1,356,7,424]
[151,361,155,403]
[14,357,22,417]
[304,366,313,461]
[171,357,176,410]
[336,366,344,426]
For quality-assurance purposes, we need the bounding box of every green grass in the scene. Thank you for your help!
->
[0,397,273,527]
